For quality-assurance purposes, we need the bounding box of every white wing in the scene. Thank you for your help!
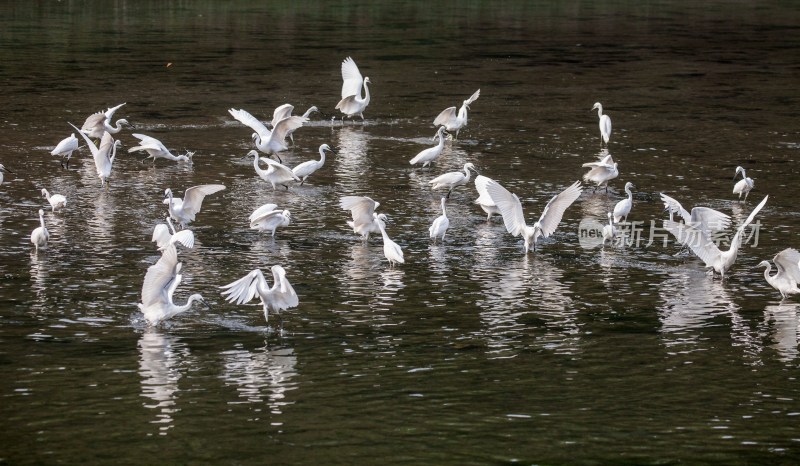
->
[272,104,294,126]
[663,220,720,267]
[689,207,731,233]
[181,184,226,217]
[263,158,300,181]
[465,89,481,105]
[51,134,78,155]
[774,248,800,284]
[433,107,457,127]
[220,269,266,305]
[270,265,299,310]
[129,133,168,152]
[536,181,583,238]
[340,56,363,99]
[484,178,527,237]
[228,108,270,138]
[104,102,126,119]
[69,122,99,157]
[340,196,379,226]
[249,203,278,223]
[271,116,308,144]
[739,195,768,231]
[152,223,172,250]
[474,175,496,207]
[659,193,691,223]
[170,230,195,249]
[141,245,179,307]
[95,132,115,172]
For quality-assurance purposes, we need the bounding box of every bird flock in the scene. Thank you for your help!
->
[6,55,796,331]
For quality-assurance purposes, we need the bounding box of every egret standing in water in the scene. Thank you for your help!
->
[129,133,193,164]
[249,204,291,237]
[138,244,208,326]
[473,175,501,221]
[376,216,404,266]
[220,266,299,325]
[152,217,195,251]
[602,212,617,247]
[41,188,67,212]
[30,209,49,252]
[292,144,335,185]
[340,196,386,241]
[410,126,447,167]
[70,124,122,188]
[429,162,478,198]
[758,249,800,299]
[81,103,130,140]
[248,150,299,190]
[335,57,371,122]
[0,164,14,185]
[429,197,450,243]
[582,153,618,192]
[228,108,307,163]
[613,182,635,223]
[433,89,480,140]
[50,134,79,168]
[591,102,612,146]
[733,166,754,202]
[163,184,226,228]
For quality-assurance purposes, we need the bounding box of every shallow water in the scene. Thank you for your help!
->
[2,1,800,464]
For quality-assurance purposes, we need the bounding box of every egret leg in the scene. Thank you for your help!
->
[299,179,306,186]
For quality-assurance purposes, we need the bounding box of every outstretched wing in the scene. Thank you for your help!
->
[104,102,126,119]
[271,116,308,143]
[249,203,278,223]
[130,133,167,151]
[141,245,179,307]
[270,265,299,310]
[341,57,363,99]
[774,248,800,284]
[68,122,99,156]
[663,220,721,267]
[690,207,731,233]
[465,89,480,106]
[152,223,172,250]
[484,178,527,237]
[740,195,769,231]
[170,230,195,249]
[228,108,270,138]
[220,269,266,305]
[340,196,379,226]
[433,107,457,127]
[473,175,496,207]
[537,181,583,238]
[181,184,226,217]
[272,104,294,126]
[659,193,690,223]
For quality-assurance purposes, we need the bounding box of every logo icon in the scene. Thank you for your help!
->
[578,218,605,249]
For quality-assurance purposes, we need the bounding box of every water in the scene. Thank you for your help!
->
[2,1,800,464]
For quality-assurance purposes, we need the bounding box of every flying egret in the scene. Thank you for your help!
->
[582,152,618,192]
[41,188,67,212]
[247,150,299,190]
[292,144,335,185]
[663,195,768,279]
[429,197,450,243]
[429,162,478,198]
[410,126,447,167]
[613,182,635,223]
[474,175,500,221]
[335,57,371,121]
[733,166,754,202]
[152,217,195,251]
[758,249,800,299]
[0,164,13,185]
[249,203,291,237]
[220,266,299,325]
[30,209,49,252]
[50,134,79,168]
[486,179,583,253]
[591,102,612,146]
[129,133,192,164]
[81,103,130,140]
[659,193,731,234]
[340,196,386,240]
[270,104,318,144]
[602,212,616,247]
[138,244,208,326]
[163,184,226,228]
[69,124,122,188]
[228,108,307,163]
[433,89,480,139]
[376,216,404,266]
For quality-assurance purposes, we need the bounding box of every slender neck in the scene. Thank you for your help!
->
[39,212,46,228]
[762,264,773,282]
[626,186,632,198]
[362,81,370,104]
[595,106,603,117]
[252,154,266,175]
[441,199,447,216]
[318,147,327,163]
[463,166,472,181]
[458,103,469,121]
[107,120,122,133]
[177,294,202,313]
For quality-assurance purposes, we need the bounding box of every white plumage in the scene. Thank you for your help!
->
[220,266,299,324]
[429,197,450,243]
[591,102,612,145]
[248,150,299,190]
[81,103,129,139]
[138,244,207,326]
[733,166,754,202]
[70,124,122,187]
[51,134,79,167]
[129,133,192,163]
[340,196,386,240]
[151,217,195,251]
[228,108,307,162]
[41,188,67,212]
[433,89,480,139]
[30,209,49,252]
[292,144,334,185]
[582,152,618,191]
[612,182,635,223]
[249,203,291,237]
[376,217,404,266]
[410,126,447,167]
[335,57,371,121]
[758,249,800,299]
[473,175,501,221]
[163,184,226,228]
[429,162,477,198]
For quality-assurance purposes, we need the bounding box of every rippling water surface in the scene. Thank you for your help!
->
[2,1,800,464]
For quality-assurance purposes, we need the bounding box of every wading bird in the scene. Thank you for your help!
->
[591,102,612,146]
[50,134,79,168]
[163,184,226,228]
[152,217,195,251]
[376,216,404,266]
[613,182,635,223]
[340,196,386,240]
[129,133,192,164]
[228,108,307,163]
[292,144,335,185]
[271,104,318,144]
[138,244,208,326]
[486,179,583,253]
[410,126,447,167]
[602,212,616,247]
[81,103,130,140]
[41,188,67,212]
[758,249,800,299]
[220,266,299,325]
[582,152,618,192]
[30,209,49,252]
[429,197,450,243]
[248,150,299,190]
[474,175,501,221]
[433,89,480,139]
[70,124,122,188]
[430,162,478,198]
[249,204,291,237]
[659,193,731,243]
[733,166,754,202]
[335,57,371,122]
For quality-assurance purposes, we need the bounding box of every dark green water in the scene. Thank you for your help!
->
[2,1,800,464]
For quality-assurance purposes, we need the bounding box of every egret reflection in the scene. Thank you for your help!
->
[138,331,190,435]
[220,344,298,412]
[763,303,800,362]
[334,126,369,192]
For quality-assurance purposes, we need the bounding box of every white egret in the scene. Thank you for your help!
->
[758,249,800,299]
[376,217,404,266]
[663,195,768,279]
[733,166,754,202]
[30,209,49,252]
[335,57,371,121]
[433,89,480,139]
[69,124,122,188]
[613,182,635,223]
[582,152,618,191]
[228,108,307,163]
[591,102,612,146]
[300,105,319,119]
[486,179,583,253]
[270,104,318,144]
[292,144,335,185]
[50,134,79,168]
[138,244,208,326]
[474,175,500,221]
[429,162,478,198]
[249,203,291,237]
[429,197,450,243]
[340,196,386,240]
[247,150,299,190]
[152,217,195,251]
[659,193,731,233]
[81,103,130,139]
[41,188,67,212]
[0,164,11,184]
[129,133,192,164]
[602,212,616,246]
[163,184,226,228]
[409,126,447,167]
[220,266,299,324]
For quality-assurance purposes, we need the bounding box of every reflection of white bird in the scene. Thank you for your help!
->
[474,175,500,221]
[70,124,122,187]
[292,144,335,185]
[152,217,195,251]
[335,57,371,121]
[660,193,731,235]
[486,179,583,253]
[613,181,635,223]
[163,184,226,228]
[433,89,480,139]
[31,209,49,252]
[602,212,616,246]
[41,188,67,212]
[50,134,79,168]
[138,244,208,326]
[410,126,447,167]
[340,196,386,240]
[249,204,291,237]
[0,164,11,184]
[733,166,754,202]
[429,162,478,198]
[758,249,800,299]
[248,150,299,190]
[376,217,404,266]
[591,102,612,146]
[129,133,192,164]
[228,108,307,163]
[429,197,450,243]
[582,152,618,191]
[81,103,130,139]
[220,266,299,324]
[664,195,768,279]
